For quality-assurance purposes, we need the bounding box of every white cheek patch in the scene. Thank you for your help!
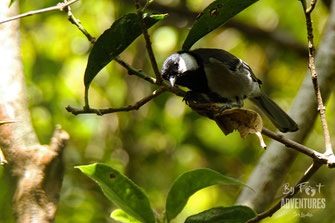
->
[178,53,199,73]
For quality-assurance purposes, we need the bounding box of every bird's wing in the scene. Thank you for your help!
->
[191,48,262,84]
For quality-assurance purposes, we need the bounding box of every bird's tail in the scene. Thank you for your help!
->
[249,92,298,132]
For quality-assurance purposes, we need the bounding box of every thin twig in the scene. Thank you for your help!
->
[262,128,334,165]
[63,3,96,43]
[247,161,323,223]
[114,56,156,84]
[135,0,163,85]
[300,0,334,165]
[0,0,79,25]
[66,88,166,115]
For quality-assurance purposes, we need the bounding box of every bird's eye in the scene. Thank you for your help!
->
[172,62,179,71]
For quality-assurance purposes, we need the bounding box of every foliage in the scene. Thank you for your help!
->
[75,1,258,221]
[182,0,259,50]
[185,206,256,223]
[165,168,250,221]
[84,13,166,88]
[77,163,155,223]
[77,163,251,222]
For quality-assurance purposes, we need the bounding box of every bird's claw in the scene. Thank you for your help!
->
[183,91,200,105]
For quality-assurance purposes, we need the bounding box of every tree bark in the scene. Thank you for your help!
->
[0,1,69,222]
[236,0,335,212]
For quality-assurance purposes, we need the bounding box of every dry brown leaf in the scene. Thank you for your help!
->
[214,108,266,149]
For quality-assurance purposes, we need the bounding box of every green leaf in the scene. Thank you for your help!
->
[185,206,257,223]
[166,168,251,221]
[84,13,166,87]
[110,209,142,223]
[76,163,155,223]
[182,0,258,50]
[8,0,16,7]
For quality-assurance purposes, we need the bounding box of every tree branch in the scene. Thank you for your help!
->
[261,128,334,164]
[63,2,96,43]
[66,88,166,115]
[300,0,334,165]
[237,0,335,213]
[0,1,69,221]
[0,0,79,25]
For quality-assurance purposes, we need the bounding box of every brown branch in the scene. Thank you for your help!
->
[300,0,334,166]
[13,127,69,222]
[0,0,79,25]
[66,88,166,115]
[135,0,163,85]
[247,161,323,223]
[261,128,335,165]
[242,1,335,220]
[0,2,70,221]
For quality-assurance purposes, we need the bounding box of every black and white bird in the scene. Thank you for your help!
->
[161,48,298,133]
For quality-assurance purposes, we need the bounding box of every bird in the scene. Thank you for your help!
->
[161,48,298,133]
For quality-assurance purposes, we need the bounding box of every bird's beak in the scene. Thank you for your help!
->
[169,76,176,87]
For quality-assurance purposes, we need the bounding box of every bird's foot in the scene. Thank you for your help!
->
[219,102,243,112]
[183,91,203,105]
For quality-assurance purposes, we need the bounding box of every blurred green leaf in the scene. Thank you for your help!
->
[8,0,16,7]
[84,13,166,87]
[110,209,142,223]
[185,206,256,223]
[76,163,155,223]
[166,168,250,221]
[182,0,258,50]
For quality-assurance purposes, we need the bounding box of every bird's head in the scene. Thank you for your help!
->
[161,52,199,87]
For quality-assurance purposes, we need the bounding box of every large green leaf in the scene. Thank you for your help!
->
[185,206,256,223]
[182,0,258,50]
[76,163,155,223]
[166,168,250,221]
[84,13,166,87]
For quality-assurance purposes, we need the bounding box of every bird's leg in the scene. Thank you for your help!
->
[219,97,244,112]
